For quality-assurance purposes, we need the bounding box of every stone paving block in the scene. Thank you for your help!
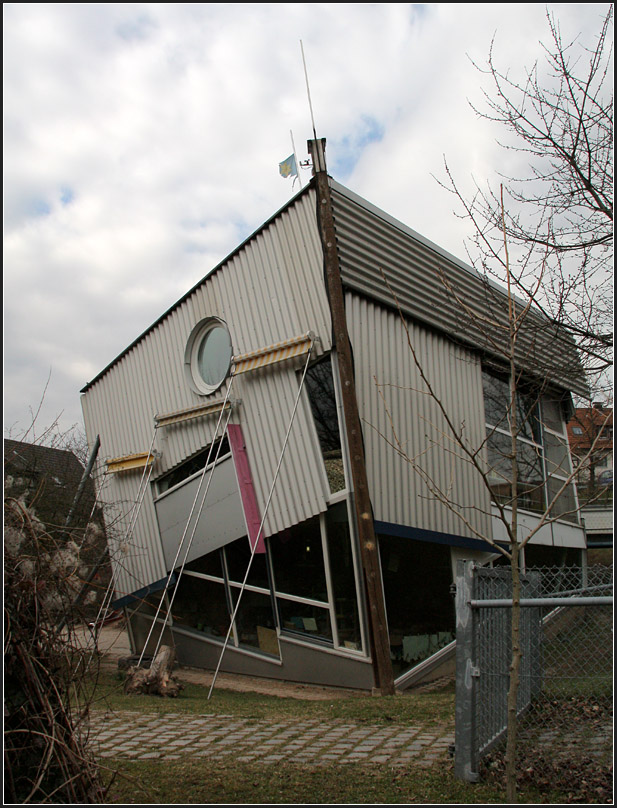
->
[89,711,456,769]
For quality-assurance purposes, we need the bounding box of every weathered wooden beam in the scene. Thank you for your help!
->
[309,138,395,696]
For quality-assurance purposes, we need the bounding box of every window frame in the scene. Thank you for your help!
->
[482,368,578,523]
[184,317,233,396]
[482,369,545,513]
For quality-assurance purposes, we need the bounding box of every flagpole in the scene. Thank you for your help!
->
[290,130,302,189]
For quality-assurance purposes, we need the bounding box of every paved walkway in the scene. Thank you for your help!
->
[89,712,454,767]
[84,621,454,768]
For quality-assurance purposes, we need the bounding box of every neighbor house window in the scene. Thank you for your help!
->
[482,369,578,522]
[185,318,233,395]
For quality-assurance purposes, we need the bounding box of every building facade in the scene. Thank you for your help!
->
[81,149,587,691]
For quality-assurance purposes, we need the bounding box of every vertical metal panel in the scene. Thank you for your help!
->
[81,188,334,597]
[346,292,491,540]
[155,457,247,568]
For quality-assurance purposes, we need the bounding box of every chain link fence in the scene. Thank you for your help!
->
[454,561,613,801]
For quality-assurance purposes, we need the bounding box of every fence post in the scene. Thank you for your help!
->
[454,559,479,782]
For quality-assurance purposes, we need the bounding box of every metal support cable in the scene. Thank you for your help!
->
[138,377,235,666]
[148,404,234,663]
[122,426,158,549]
[208,339,314,699]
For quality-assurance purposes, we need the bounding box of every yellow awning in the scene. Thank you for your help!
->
[106,452,157,474]
[155,399,234,428]
[232,332,313,376]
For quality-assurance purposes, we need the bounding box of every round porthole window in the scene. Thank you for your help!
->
[185,318,233,395]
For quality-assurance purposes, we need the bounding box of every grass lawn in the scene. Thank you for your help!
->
[86,668,456,725]
[101,757,516,804]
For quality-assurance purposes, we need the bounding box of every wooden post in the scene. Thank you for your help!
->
[309,138,395,696]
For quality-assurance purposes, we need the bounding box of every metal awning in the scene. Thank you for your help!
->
[232,332,314,375]
[106,451,157,474]
[155,398,235,428]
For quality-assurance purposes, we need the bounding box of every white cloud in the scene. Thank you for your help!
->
[3,2,610,438]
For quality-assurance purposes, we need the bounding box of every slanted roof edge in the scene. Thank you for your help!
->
[80,180,316,394]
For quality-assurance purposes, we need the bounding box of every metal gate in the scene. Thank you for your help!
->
[454,560,613,782]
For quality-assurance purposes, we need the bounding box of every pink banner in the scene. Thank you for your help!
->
[227,424,266,554]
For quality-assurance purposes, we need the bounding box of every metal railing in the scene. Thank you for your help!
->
[454,561,613,792]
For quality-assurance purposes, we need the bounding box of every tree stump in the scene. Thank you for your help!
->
[124,645,183,697]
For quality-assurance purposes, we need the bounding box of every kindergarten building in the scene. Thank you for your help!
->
[81,140,587,691]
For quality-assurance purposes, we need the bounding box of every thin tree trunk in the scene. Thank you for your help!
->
[504,187,522,803]
[505,541,522,802]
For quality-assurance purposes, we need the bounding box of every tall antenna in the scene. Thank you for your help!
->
[300,40,318,141]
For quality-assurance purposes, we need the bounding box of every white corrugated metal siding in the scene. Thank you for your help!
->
[330,181,588,399]
[347,293,491,540]
[82,188,334,597]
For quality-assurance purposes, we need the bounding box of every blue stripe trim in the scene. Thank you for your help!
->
[373,520,509,552]
[112,573,177,610]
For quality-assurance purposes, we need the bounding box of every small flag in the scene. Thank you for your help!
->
[279,154,298,179]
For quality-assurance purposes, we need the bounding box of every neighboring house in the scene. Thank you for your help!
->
[4,438,110,615]
[80,140,587,692]
[4,439,96,531]
[567,404,613,549]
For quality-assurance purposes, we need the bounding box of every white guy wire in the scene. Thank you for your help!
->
[121,426,158,551]
[148,402,234,663]
[207,339,314,699]
[138,377,235,666]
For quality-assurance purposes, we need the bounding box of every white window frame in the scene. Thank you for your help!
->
[184,317,233,396]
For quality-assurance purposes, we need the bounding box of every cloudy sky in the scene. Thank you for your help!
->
[3,3,609,440]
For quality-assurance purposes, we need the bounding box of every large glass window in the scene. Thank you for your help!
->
[269,511,360,649]
[541,398,579,523]
[156,437,230,495]
[482,369,578,522]
[277,599,333,643]
[269,516,328,602]
[483,371,541,443]
[172,575,231,638]
[483,369,544,512]
[378,535,455,678]
[170,535,279,657]
[486,430,545,512]
[325,503,362,650]
[229,587,279,655]
[304,356,346,494]
[173,509,364,656]
[225,533,270,589]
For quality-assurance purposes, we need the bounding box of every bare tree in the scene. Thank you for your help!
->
[378,197,609,798]
[378,9,613,786]
[438,5,613,390]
